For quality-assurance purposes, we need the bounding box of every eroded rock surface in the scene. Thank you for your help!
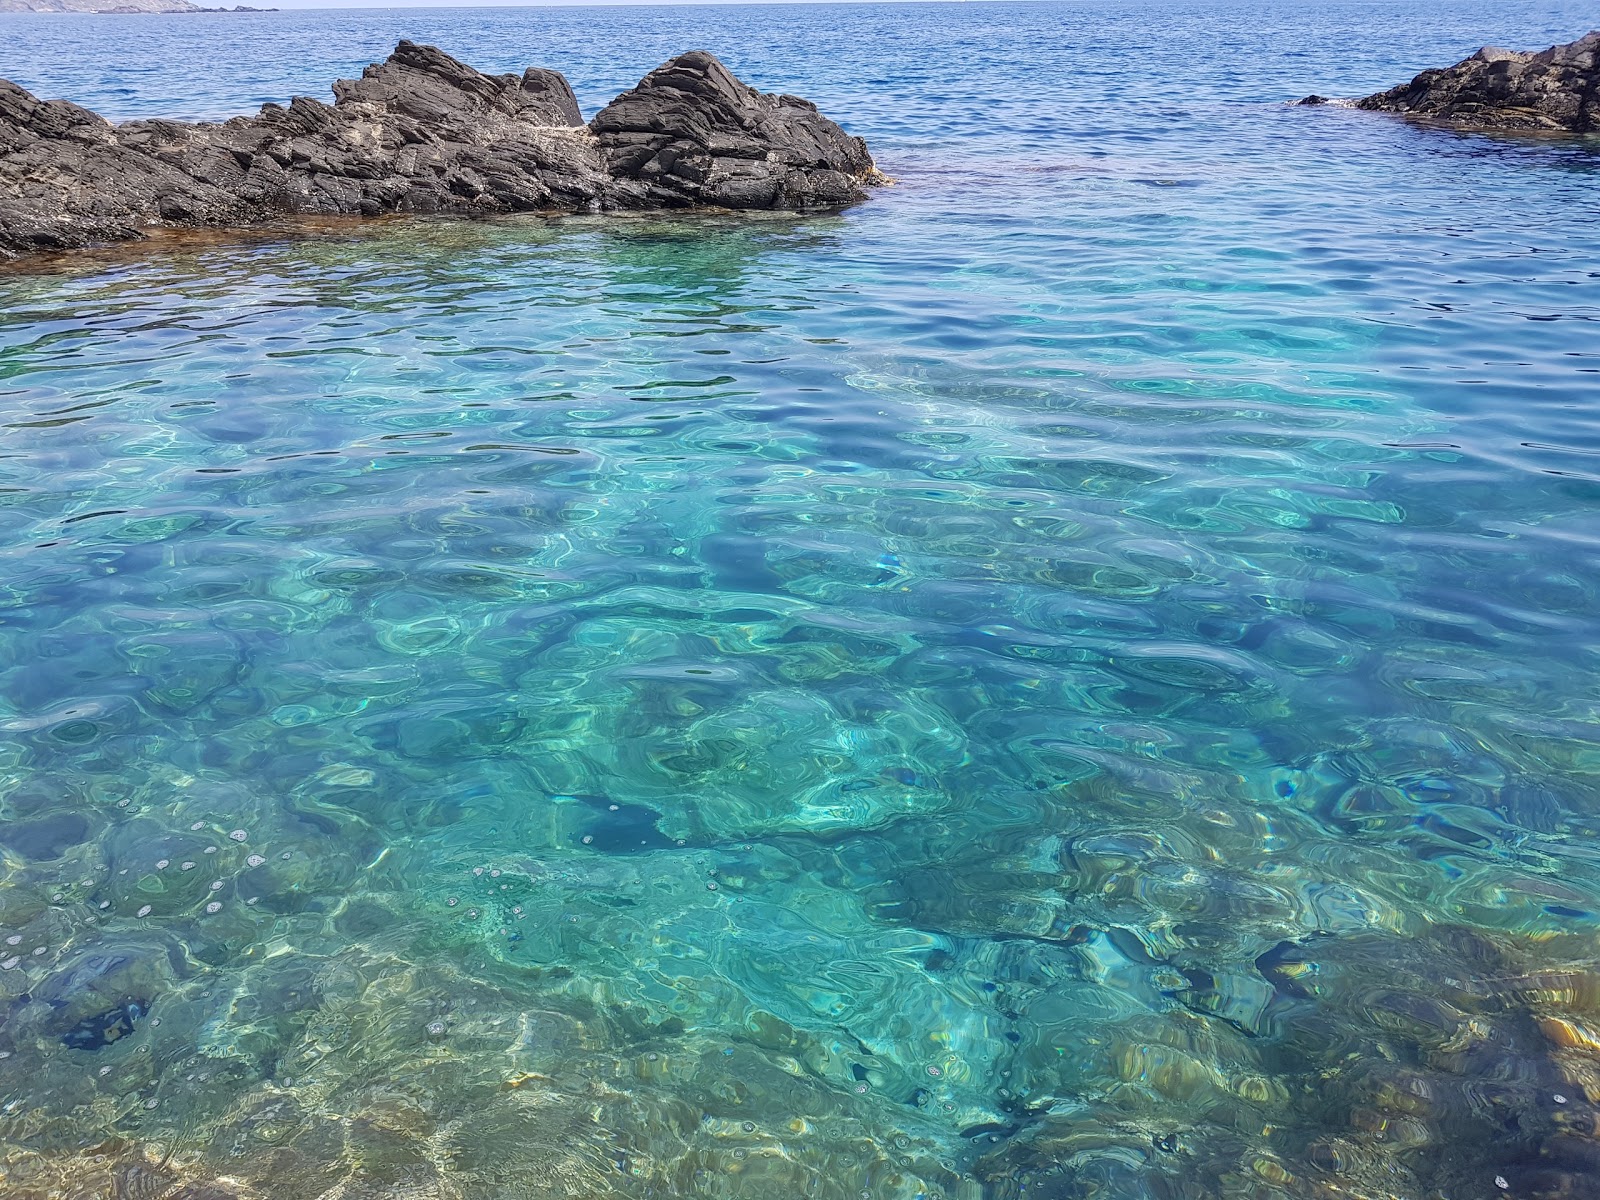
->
[593,49,879,211]
[1356,30,1600,131]
[0,41,881,260]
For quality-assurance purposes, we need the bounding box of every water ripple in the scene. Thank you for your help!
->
[2,2,1600,1198]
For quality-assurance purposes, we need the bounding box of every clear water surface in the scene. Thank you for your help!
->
[1,2,1599,1197]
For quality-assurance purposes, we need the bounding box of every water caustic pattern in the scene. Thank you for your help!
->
[2,2,1600,1198]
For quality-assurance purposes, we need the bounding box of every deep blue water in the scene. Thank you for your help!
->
[1,3,1599,1198]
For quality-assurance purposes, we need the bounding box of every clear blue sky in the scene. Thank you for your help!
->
[254,0,910,7]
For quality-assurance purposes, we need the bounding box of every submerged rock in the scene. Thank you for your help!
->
[0,40,882,260]
[60,998,147,1051]
[1356,30,1600,131]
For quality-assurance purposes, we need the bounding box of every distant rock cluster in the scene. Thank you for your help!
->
[0,41,883,260]
[1315,30,1600,132]
[1,0,208,12]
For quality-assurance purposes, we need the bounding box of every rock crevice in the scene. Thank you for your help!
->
[0,40,881,259]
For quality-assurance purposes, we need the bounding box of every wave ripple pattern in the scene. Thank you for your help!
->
[1,2,1599,1198]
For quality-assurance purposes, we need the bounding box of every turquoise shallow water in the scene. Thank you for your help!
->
[2,3,1600,1197]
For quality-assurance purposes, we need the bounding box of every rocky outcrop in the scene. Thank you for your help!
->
[593,50,879,211]
[1355,30,1600,131]
[0,41,881,260]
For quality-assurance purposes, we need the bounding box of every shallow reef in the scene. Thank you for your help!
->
[4,724,1600,1198]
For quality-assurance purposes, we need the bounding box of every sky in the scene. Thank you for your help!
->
[224,0,930,7]
[235,0,937,8]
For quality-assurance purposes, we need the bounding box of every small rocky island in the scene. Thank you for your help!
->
[1347,30,1599,131]
[0,41,882,260]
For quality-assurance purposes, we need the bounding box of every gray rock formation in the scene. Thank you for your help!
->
[0,40,882,261]
[1355,30,1600,131]
[593,50,878,211]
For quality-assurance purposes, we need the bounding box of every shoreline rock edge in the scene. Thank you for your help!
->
[0,40,885,261]
[1349,30,1600,132]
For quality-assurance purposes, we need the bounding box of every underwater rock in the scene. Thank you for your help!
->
[113,1162,178,1200]
[31,938,184,1043]
[0,40,882,260]
[572,795,679,854]
[0,810,93,860]
[1355,31,1600,131]
[964,923,1600,1200]
[113,1159,255,1200]
[60,997,147,1050]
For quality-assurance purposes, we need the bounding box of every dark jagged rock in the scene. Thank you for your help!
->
[592,49,882,211]
[0,41,881,261]
[1356,30,1600,131]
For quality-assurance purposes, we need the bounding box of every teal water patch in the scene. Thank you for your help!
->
[2,2,1600,1195]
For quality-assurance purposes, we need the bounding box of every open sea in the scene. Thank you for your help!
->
[1,1,1599,1196]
